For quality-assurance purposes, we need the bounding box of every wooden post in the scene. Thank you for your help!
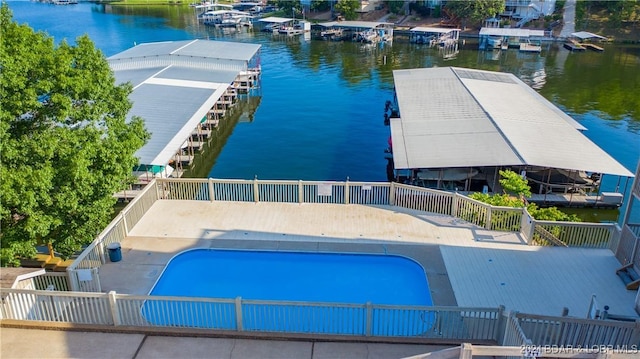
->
[485,205,492,230]
[108,291,121,326]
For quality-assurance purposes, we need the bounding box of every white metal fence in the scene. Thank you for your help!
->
[3,288,638,349]
[153,178,618,248]
[61,178,623,293]
[0,289,502,342]
[515,312,640,348]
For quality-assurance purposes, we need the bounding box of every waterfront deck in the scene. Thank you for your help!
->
[519,42,541,53]
[99,200,638,317]
[564,41,586,51]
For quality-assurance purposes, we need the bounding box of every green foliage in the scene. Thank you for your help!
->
[409,3,431,17]
[526,204,582,222]
[469,170,579,224]
[311,0,330,12]
[335,0,359,20]
[386,0,404,15]
[274,0,301,16]
[499,170,531,198]
[0,5,149,266]
[468,193,524,207]
[444,0,505,25]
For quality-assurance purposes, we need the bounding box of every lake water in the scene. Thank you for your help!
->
[7,1,640,221]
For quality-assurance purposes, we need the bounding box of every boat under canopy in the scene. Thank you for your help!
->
[388,67,634,195]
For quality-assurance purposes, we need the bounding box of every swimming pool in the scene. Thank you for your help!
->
[143,249,434,335]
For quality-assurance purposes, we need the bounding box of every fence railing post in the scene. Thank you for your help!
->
[460,343,473,359]
[495,305,506,344]
[630,320,640,347]
[68,270,80,292]
[451,193,458,218]
[121,212,129,237]
[365,302,372,336]
[235,296,243,331]
[253,177,259,202]
[298,180,303,204]
[208,178,215,202]
[485,205,492,230]
[389,182,395,206]
[108,291,121,326]
[345,178,350,205]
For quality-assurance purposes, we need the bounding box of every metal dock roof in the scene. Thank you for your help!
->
[108,39,261,167]
[410,27,461,34]
[258,16,294,24]
[479,28,545,37]
[318,21,392,29]
[390,67,633,177]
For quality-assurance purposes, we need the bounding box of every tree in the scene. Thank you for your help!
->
[0,4,149,266]
[386,0,404,15]
[469,170,580,223]
[274,0,301,17]
[311,0,331,12]
[444,0,505,27]
[335,0,359,20]
[499,169,531,198]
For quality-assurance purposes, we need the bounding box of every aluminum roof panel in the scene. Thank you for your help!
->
[390,67,633,177]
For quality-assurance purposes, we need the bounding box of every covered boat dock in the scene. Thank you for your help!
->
[258,17,309,34]
[409,27,460,46]
[108,39,262,198]
[478,28,545,50]
[566,31,608,52]
[387,67,634,207]
[315,21,393,43]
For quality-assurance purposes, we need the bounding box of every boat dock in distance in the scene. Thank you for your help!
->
[564,31,607,52]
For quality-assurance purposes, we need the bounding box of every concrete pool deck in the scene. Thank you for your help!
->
[0,327,453,359]
[99,200,638,317]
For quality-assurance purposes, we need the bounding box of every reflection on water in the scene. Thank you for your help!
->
[7,2,640,213]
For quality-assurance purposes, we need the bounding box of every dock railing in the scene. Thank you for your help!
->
[63,178,623,292]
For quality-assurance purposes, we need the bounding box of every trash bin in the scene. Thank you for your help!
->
[107,242,122,262]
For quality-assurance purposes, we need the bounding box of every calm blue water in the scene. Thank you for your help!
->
[150,249,432,305]
[143,249,434,334]
[7,1,640,221]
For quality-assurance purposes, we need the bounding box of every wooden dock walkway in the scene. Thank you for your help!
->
[527,192,619,208]
[584,43,604,52]
[519,43,541,53]
[563,41,586,51]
